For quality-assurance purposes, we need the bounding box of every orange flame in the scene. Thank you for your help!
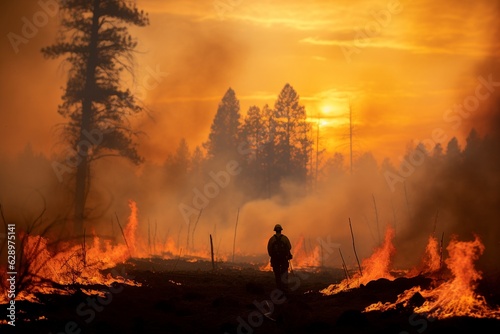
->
[291,235,321,270]
[321,226,396,295]
[0,201,147,303]
[259,235,322,272]
[0,199,224,304]
[124,199,138,256]
[365,235,500,319]
[407,235,442,277]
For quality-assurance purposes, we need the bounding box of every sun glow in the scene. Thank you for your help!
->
[321,105,333,115]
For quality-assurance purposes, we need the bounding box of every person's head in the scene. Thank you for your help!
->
[274,224,283,234]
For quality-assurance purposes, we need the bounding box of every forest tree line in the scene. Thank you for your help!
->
[165,83,314,201]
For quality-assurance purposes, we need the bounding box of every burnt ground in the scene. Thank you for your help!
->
[2,258,500,334]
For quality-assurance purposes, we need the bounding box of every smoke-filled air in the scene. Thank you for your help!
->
[1,0,499,332]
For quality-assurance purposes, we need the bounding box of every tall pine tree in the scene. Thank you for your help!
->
[204,88,242,161]
[273,83,312,187]
[42,0,149,234]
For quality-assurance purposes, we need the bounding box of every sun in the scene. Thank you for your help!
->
[321,105,333,115]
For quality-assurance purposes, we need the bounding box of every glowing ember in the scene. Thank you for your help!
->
[365,235,500,319]
[321,226,396,295]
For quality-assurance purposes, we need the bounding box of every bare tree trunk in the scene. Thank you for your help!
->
[74,0,101,236]
[74,158,89,235]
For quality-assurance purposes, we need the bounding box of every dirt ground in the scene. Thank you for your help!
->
[2,258,500,334]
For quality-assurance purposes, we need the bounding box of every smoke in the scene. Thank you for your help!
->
[0,0,65,159]
[130,11,250,163]
[1,0,499,282]
[393,1,500,275]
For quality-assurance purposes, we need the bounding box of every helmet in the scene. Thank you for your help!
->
[274,224,283,231]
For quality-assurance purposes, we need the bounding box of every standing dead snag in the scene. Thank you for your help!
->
[210,234,215,271]
[186,217,191,253]
[154,220,157,255]
[339,248,350,283]
[232,208,240,263]
[349,218,363,276]
[82,228,87,267]
[191,209,203,251]
[439,232,445,270]
[115,212,131,258]
[372,194,380,244]
[148,219,151,256]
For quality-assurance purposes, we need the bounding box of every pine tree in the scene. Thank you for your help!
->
[273,83,312,186]
[240,105,268,196]
[260,104,278,196]
[204,88,242,160]
[241,105,264,162]
[165,138,191,187]
[42,0,149,234]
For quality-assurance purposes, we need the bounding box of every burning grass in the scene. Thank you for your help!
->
[1,200,499,331]
[364,235,500,320]
[319,224,500,320]
[320,226,398,295]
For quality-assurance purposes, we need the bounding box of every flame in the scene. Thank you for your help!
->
[259,235,322,272]
[0,200,222,304]
[124,199,138,256]
[406,235,442,277]
[321,226,396,295]
[121,200,215,261]
[422,235,442,274]
[365,235,500,319]
[0,229,138,303]
[0,201,144,303]
[291,235,321,270]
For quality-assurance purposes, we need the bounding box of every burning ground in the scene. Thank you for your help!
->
[1,201,500,334]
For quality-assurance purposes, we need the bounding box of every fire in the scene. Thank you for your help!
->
[0,228,138,304]
[364,235,500,319]
[321,226,396,295]
[124,199,138,256]
[259,235,322,271]
[291,235,321,270]
[120,200,214,261]
[0,199,222,304]
[0,200,143,303]
[422,235,442,274]
[407,235,442,277]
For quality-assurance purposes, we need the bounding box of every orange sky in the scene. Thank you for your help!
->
[1,0,499,165]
